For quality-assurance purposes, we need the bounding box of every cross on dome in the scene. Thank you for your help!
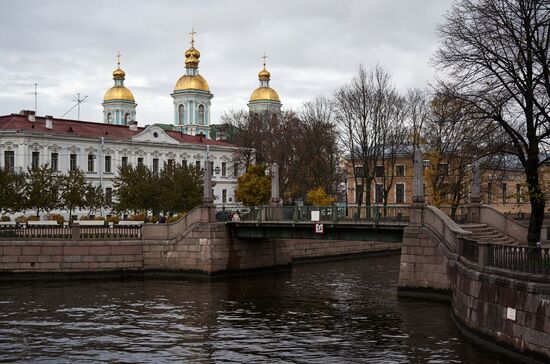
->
[189,28,197,48]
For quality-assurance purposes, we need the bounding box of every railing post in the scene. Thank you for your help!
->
[478,242,489,268]
[71,222,81,241]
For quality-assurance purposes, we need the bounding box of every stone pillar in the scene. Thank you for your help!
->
[412,150,425,204]
[411,149,426,227]
[468,161,481,223]
[203,161,214,205]
[201,160,216,222]
[470,161,481,204]
[270,163,280,205]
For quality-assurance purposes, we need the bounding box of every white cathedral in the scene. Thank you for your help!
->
[0,32,282,210]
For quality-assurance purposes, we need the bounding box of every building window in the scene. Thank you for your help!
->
[124,113,130,125]
[178,104,185,125]
[51,153,59,171]
[222,162,226,177]
[198,104,205,125]
[107,113,112,123]
[423,159,430,170]
[356,184,363,204]
[195,160,201,169]
[4,151,14,173]
[375,165,384,178]
[32,151,40,169]
[87,154,95,172]
[516,184,522,203]
[438,163,449,176]
[396,183,405,203]
[182,159,187,168]
[502,183,507,204]
[105,156,112,173]
[167,159,175,168]
[122,156,128,168]
[395,165,405,177]
[222,189,227,204]
[209,161,214,173]
[105,187,112,205]
[487,182,493,203]
[153,158,159,174]
[375,184,384,203]
[137,157,144,167]
[355,167,365,177]
[233,163,239,177]
[70,154,77,171]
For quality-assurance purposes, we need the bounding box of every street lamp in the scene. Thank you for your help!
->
[214,166,221,175]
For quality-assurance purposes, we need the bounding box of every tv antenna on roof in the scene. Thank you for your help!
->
[29,83,39,115]
[61,92,88,120]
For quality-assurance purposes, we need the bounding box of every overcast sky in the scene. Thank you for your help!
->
[0,0,454,126]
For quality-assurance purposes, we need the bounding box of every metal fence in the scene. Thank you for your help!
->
[488,244,550,275]
[460,237,479,263]
[230,205,410,224]
[79,225,142,239]
[0,224,141,240]
[0,225,71,239]
[459,237,550,275]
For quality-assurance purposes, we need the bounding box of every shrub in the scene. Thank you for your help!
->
[167,212,186,223]
[129,212,146,221]
[306,187,336,206]
[15,215,27,224]
[27,216,40,222]
[151,215,159,224]
[94,216,106,221]
[79,216,91,221]
[106,215,120,224]
[1,216,11,222]
[47,213,65,225]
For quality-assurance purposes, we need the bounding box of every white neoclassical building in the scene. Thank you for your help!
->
[0,30,286,213]
[0,111,240,207]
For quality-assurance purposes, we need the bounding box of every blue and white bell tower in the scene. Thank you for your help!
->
[171,29,213,137]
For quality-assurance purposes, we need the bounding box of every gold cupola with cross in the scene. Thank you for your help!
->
[172,29,213,137]
[248,54,282,115]
[102,53,137,125]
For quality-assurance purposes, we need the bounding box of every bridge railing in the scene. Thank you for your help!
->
[235,205,410,223]
[459,238,550,275]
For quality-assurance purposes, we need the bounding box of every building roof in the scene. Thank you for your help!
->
[0,112,236,148]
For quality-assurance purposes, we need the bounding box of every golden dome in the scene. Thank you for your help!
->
[174,74,210,92]
[104,86,135,101]
[249,87,280,102]
[113,68,125,79]
[185,47,200,59]
[258,68,270,81]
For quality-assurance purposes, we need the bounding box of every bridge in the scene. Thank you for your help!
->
[224,205,409,242]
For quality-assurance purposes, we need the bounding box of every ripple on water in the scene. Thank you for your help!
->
[0,255,515,363]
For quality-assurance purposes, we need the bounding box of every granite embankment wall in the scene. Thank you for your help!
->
[398,204,550,362]
[453,260,550,361]
[0,209,400,275]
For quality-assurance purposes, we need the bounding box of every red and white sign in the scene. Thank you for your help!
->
[314,223,324,234]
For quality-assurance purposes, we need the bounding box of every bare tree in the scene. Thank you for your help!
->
[435,0,550,244]
[335,65,401,209]
[406,88,430,155]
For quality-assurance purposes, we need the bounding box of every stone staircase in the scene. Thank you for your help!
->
[459,223,519,245]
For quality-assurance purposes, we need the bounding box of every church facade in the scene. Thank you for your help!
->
[0,31,283,214]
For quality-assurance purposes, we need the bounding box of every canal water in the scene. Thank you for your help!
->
[0,255,514,363]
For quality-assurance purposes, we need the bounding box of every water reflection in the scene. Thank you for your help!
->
[0,255,513,363]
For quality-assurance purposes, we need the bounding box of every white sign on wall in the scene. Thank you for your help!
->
[314,223,324,234]
[311,211,320,222]
[506,307,516,321]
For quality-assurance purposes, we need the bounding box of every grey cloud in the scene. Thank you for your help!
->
[0,0,453,124]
